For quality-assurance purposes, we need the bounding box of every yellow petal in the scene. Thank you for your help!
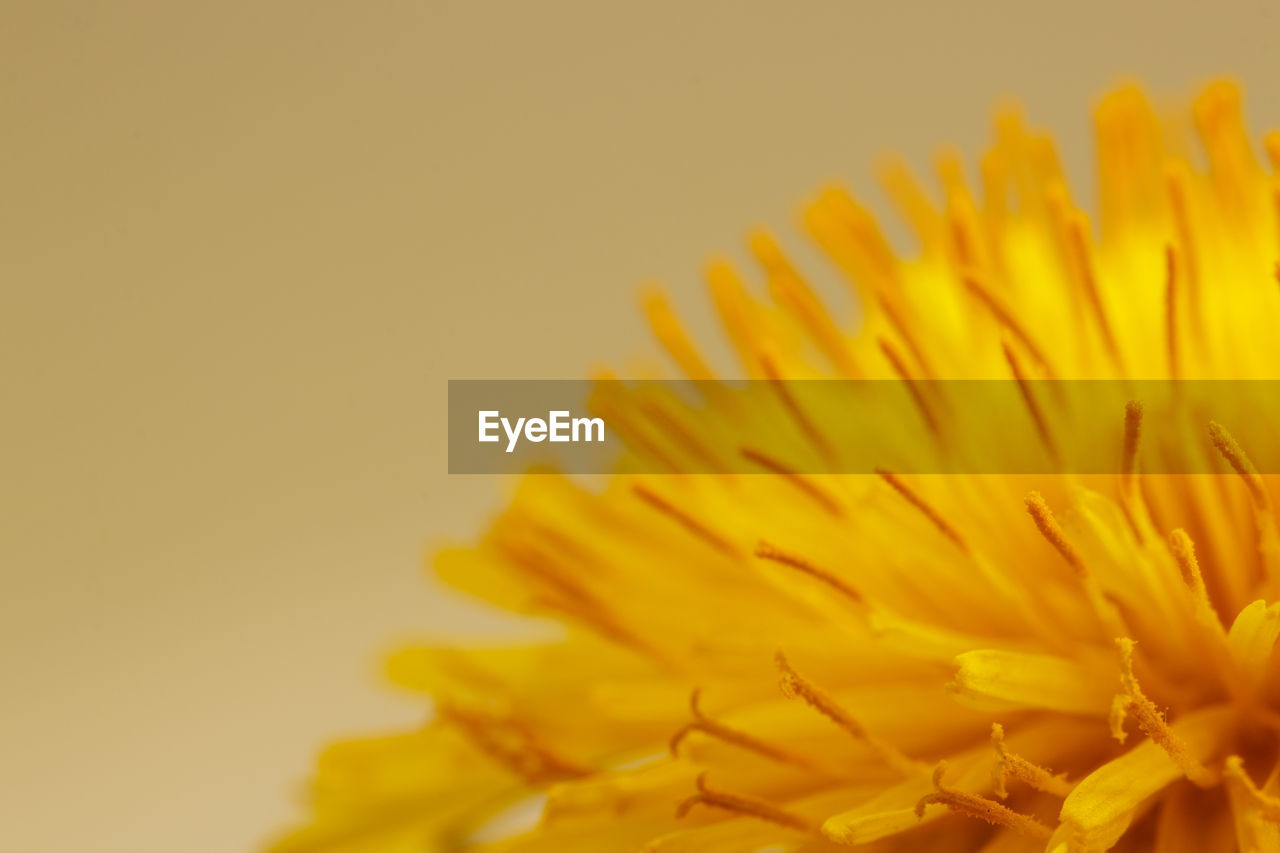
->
[1152,782,1235,853]
[264,726,517,853]
[1227,599,1280,684]
[949,649,1113,715]
[867,610,1017,662]
[1057,705,1232,852]
[639,819,800,853]
[821,756,986,844]
[1226,779,1280,853]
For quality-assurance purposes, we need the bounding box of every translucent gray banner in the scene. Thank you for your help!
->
[448,380,1280,475]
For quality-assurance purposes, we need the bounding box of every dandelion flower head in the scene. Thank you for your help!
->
[270,80,1280,853]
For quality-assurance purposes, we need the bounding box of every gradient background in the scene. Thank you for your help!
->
[4,2,1279,851]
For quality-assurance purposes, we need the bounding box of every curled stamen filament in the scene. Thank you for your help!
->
[915,762,1053,840]
[669,688,830,775]
[990,724,1073,799]
[1114,638,1219,787]
[676,772,817,833]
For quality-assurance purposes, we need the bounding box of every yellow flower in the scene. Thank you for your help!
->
[269,80,1280,852]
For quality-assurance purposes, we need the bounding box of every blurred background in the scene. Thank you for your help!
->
[4,1,1279,850]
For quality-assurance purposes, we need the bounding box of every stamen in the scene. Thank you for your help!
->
[1224,755,1280,822]
[1028,492,1129,640]
[1167,529,1251,700]
[875,469,969,553]
[990,723,1073,799]
[1001,339,1059,464]
[1207,421,1280,589]
[741,447,845,518]
[1114,638,1218,787]
[441,704,590,783]
[871,286,938,380]
[591,387,685,473]
[914,761,1053,840]
[638,398,726,472]
[669,688,829,774]
[760,355,837,465]
[1121,401,1143,496]
[1208,421,1269,510]
[1025,492,1085,576]
[541,595,668,664]
[1118,401,1150,541]
[963,273,1056,376]
[1109,694,1132,744]
[506,539,615,623]
[1065,214,1122,368]
[509,542,667,662]
[632,484,741,558]
[876,336,941,436]
[1168,528,1212,607]
[755,541,863,604]
[945,188,984,271]
[775,652,918,775]
[676,772,817,832]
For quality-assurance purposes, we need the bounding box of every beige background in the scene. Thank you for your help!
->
[3,2,1279,851]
